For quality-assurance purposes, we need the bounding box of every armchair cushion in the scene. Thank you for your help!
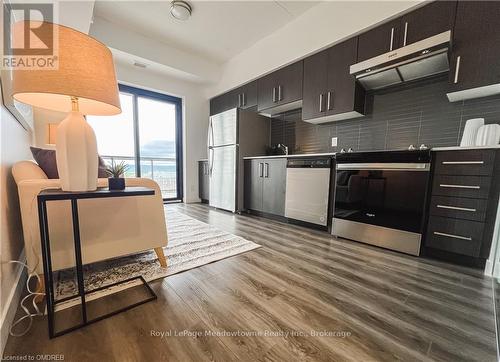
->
[12,161,48,184]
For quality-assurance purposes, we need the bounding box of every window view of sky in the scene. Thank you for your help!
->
[88,92,177,159]
[88,93,135,157]
[138,96,176,158]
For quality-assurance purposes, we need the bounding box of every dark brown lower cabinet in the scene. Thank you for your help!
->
[244,158,286,216]
[423,149,500,267]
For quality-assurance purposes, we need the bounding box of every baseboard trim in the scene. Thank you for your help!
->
[1,249,27,356]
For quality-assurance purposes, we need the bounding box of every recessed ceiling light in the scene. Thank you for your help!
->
[170,1,192,21]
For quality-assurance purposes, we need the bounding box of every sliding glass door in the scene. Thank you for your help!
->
[88,84,183,201]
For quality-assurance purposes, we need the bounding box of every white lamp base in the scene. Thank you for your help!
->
[56,111,98,191]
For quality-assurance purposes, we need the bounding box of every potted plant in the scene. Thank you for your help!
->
[106,160,128,190]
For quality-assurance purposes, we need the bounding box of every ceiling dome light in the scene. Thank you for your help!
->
[170,1,192,21]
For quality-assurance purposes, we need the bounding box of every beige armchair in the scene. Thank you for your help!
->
[12,160,168,277]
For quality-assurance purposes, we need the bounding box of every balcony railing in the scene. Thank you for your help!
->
[101,155,177,199]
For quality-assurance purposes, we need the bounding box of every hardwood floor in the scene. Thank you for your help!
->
[3,203,497,361]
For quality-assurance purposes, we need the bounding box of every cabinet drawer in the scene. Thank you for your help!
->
[432,175,492,199]
[434,150,495,176]
[425,216,484,257]
[429,196,487,222]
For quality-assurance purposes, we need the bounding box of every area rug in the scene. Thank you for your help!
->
[53,209,260,309]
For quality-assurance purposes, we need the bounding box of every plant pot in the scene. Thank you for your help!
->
[108,177,125,190]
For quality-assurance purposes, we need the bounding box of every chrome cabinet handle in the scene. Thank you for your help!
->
[454,56,461,84]
[439,184,480,189]
[319,94,324,112]
[327,91,332,110]
[242,92,246,106]
[403,22,408,46]
[259,162,264,177]
[264,163,269,178]
[238,93,242,107]
[433,231,472,241]
[436,205,476,212]
[278,85,283,101]
[442,161,484,165]
[390,27,395,51]
[272,87,276,103]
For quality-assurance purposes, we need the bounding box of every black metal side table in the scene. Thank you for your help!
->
[37,187,158,338]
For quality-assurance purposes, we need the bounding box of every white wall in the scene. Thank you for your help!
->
[207,0,422,98]
[33,107,65,149]
[0,87,32,353]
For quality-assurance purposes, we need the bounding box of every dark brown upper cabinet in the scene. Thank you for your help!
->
[327,38,365,119]
[400,1,456,47]
[302,50,329,120]
[209,81,257,115]
[447,1,500,101]
[357,1,456,62]
[236,81,258,110]
[357,18,402,62]
[303,38,365,123]
[209,89,238,116]
[257,61,303,115]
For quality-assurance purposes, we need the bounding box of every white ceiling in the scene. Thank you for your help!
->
[93,1,319,64]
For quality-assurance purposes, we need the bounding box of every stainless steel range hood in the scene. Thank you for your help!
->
[350,31,451,90]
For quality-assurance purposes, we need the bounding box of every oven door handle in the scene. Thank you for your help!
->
[336,163,430,171]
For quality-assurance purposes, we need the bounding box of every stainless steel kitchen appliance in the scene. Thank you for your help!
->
[208,108,269,212]
[285,157,332,227]
[332,150,431,255]
[350,31,451,90]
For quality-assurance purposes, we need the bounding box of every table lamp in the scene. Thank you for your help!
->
[11,21,121,191]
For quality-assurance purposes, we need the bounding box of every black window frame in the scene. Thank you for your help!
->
[118,84,183,202]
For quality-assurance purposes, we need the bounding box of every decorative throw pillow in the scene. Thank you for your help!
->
[98,157,108,178]
[30,147,59,179]
[30,146,108,179]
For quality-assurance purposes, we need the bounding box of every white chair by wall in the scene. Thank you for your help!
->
[12,160,168,299]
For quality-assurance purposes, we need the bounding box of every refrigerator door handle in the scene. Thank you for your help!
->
[207,117,214,148]
[209,148,214,176]
[207,117,214,176]
[210,118,215,147]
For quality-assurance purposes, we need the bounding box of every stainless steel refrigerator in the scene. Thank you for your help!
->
[208,108,270,212]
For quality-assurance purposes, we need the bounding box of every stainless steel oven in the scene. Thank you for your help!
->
[332,150,431,255]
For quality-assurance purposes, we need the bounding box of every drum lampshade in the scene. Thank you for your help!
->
[10,21,121,116]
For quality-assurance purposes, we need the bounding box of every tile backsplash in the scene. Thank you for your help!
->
[270,75,500,153]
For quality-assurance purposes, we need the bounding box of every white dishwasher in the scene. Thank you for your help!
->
[285,157,332,226]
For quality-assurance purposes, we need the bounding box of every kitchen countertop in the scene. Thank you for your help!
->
[431,145,500,151]
[242,145,500,160]
[243,152,336,160]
